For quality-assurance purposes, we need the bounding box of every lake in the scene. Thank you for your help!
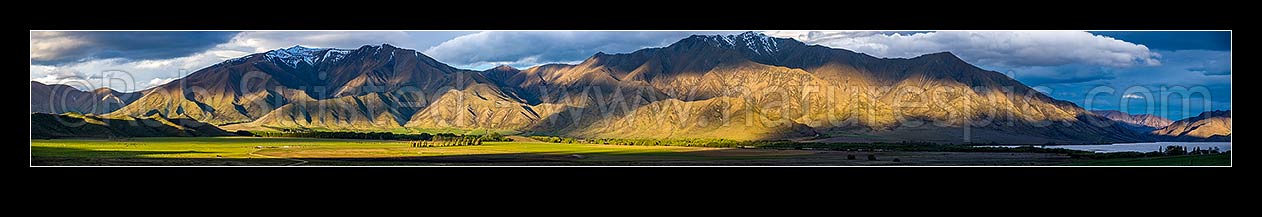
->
[988,142,1231,153]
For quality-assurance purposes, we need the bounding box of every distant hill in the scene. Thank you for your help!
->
[31,113,230,139]
[1091,110,1174,132]
[30,81,141,114]
[1153,110,1231,141]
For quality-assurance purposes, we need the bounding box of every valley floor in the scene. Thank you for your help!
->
[1061,153,1231,166]
[28,137,1221,166]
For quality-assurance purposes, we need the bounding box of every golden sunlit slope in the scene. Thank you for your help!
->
[404,83,542,130]
[243,92,403,130]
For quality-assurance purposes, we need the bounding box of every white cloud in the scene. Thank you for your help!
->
[31,31,1169,92]
[213,31,476,54]
[31,68,82,86]
[424,31,737,69]
[28,49,229,91]
[30,31,484,91]
[763,31,1161,68]
[30,61,150,91]
[147,77,178,87]
[219,31,414,53]
[1123,93,1146,99]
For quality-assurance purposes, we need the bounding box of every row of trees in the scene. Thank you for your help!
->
[1159,145,1223,155]
[242,130,434,140]
[410,137,484,147]
[528,136,790,148]
[408,132,512,147]
[1069,145,1227,159]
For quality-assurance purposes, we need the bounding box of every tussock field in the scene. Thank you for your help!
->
[30,137,1086,166]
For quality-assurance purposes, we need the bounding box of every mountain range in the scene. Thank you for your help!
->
[31,32,1228,144]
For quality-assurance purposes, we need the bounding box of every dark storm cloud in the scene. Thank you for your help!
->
[30,31,239,65]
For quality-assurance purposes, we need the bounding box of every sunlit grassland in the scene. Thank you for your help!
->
[34,137,1213,166]
[30,137,809,166]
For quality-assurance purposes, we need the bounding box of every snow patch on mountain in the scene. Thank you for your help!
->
[265,45,355,68]
[321,49,353,63]
[699,31,783,56]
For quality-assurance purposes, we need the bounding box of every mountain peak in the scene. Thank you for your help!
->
[736,31,770,39]
[276,45,324,53]
[267,45,327,58]
[918,51,961,59]
[911,51,973,67]
[264,45,358,68]
[91,87,116,95]
[491,65,519,71]
[684,32,783,56]
[483,64,521,84]
[356,43,400,50]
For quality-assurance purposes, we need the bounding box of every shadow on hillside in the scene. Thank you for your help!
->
[30,146,296,166]
[31,113,230,139]
[32,146,211,157]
